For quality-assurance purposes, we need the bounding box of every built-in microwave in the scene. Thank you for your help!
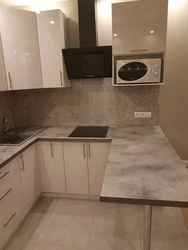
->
[116,58,162,84]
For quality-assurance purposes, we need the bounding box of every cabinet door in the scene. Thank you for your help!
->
[19,144,41,211]
[87,142,110,195]
[0,35,7,91]
[41,141,66,193]
[37,9,70,88]
[0,9,43,90]
[63,142,89,195]
[112,0,168,55]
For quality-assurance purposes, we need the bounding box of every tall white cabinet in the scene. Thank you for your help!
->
[37,10,71,88]
[0,8,43,90]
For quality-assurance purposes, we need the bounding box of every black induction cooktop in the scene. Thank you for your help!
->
[68,126,109,138]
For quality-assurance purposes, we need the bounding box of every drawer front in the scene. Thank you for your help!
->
[0,171,21,206]
[0,188,24,249]
[0,158,19,187]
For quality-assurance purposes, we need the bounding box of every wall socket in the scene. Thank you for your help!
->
[134,112,152,119]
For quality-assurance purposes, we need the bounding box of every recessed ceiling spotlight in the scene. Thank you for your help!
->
[50,21,55,24]
[150,30,154,34]
[114,33,117,37]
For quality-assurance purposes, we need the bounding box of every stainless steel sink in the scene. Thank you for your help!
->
[0,133,32,146]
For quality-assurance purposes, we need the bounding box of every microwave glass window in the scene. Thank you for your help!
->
[118,62,148,81]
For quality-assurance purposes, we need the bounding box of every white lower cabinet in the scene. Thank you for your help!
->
[87,142,110,195]
[41,141,66,193]
[63,141,111,196]
[19,144,41,212]
[0,188,24,249]
[63,142,89,195]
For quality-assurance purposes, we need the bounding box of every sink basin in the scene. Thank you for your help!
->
[0,133,32,145]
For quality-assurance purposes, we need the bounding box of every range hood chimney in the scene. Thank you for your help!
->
[78,0,97,47]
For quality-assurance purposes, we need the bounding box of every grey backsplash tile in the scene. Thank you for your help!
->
[12,78,160,127]
[0,92,14,132]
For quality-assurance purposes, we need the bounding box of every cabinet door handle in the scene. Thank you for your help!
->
[130,49,148,52]
[0,188,12,202]
[20,155,25,171]
[88,143,91,159]
[50,143,54,157]
[60,70,63,86]
[83,143,86,159]
[8,72,13,90]
[3,213,16,228]
[0,171,9,180]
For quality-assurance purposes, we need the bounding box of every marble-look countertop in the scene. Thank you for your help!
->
[1,126,188,208]
[100,126,188,207]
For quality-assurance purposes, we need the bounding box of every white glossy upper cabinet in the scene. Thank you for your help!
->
[0,8,43,90]
[37,10,71,88]
[112,0,168,55]
[0,35,7,91]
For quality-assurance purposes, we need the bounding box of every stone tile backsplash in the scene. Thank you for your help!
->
[12,79,160,127]
[0,92,14,132]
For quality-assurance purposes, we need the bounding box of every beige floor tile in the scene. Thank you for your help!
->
[96,202,138,216]
[5,211,51,250]
[32,198,59,213]
[56,199,98,214]
[150,240,170,250]
[88,213,141,250]
[38,206,94,247]
[33,245,86,250]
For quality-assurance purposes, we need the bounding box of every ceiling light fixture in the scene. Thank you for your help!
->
[150,30,154,34]
[114,33,117,37]
[50,21,55,24]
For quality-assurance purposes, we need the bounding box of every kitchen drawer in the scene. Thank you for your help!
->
[0,171,21,206]
[0,158,19,187]
[0,187,24,249]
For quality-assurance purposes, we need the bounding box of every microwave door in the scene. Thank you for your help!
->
[117,62,148,83]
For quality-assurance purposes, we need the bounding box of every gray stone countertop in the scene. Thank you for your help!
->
[1,125,188,208]
[100,126,188,207]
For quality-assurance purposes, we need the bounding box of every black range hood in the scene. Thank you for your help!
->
[62,0,112,80]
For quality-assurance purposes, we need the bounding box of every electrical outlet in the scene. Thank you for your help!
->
[134,112,152,119]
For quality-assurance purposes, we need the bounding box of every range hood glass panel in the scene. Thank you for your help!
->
[62,46,112,80]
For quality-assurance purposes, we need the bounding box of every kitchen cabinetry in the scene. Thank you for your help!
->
[41,141,66,193]
[87,142,110,195]
[37,9,70,88]
[0,158,24,250]
[19,144,41,212]
[63,142,89,195]
[0,35,7,91]
[63,141,110,196]
[112,0,168,55]
[0,188,24,249]
[0,8,43,90]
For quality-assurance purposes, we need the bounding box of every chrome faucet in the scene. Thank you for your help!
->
[2,117,10,133]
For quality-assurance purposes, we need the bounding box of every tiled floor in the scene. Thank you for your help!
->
[4,198,188,250]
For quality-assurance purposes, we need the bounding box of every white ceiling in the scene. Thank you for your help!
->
[0,0,140,7]
[0,0,68,7]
